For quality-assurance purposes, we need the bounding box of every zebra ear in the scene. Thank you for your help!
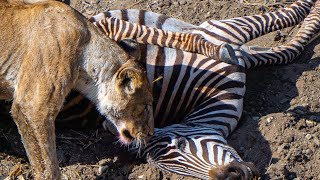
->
[118,39,141,60]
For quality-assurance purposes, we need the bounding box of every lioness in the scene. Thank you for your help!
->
[0,1,153,179]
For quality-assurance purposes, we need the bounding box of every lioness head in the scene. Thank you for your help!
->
[80,30,154,146]
[97,58,153,146]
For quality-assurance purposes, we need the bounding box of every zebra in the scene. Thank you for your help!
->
[86,0,318,179]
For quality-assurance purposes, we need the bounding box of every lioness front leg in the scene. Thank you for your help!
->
[12,102,60,179]
[11,78,70,180]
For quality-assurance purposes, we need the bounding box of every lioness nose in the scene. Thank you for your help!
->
[122,129,134,140]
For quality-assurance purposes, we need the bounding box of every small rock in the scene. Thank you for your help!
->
[306,119,317,127]
[179,0,187,5]
[138,175,144,179]
[305,134,313,140]
[205,12,211,18]
[113,156,119,163]
[17,175,25,180]
[98,165,108,174]
[172,1,179,5]
[305,149,312,155]
[267,116,274,123]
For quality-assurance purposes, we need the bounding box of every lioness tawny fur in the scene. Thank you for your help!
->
[0,1,154,179]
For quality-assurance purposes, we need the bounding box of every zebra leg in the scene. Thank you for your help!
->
[141,125,259,179]
[194,0,316,67]
[240,1,320,68]
[90,14,238,64]
[198,0,315,46]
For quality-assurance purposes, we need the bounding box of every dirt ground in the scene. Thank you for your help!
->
[1,0,320,179]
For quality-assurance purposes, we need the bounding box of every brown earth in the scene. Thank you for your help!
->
[0,0,319,179]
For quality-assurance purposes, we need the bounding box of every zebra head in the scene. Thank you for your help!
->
[141,125,258,179]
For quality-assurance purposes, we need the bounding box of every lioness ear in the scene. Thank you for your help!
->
[116,67,142,95]
[118,39,141,60]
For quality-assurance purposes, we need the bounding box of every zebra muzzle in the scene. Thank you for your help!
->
[208,160,259,180]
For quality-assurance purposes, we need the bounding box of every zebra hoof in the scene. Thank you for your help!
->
[208,161,259,180]
[219,43,239,65]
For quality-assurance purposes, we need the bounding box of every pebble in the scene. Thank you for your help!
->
[205,12,211,18]
[179,0,187,5]
[305,134,313,140]
[98,165,109,174]
[113,156,119,163]
[267,116,274,123]
[172,1,179,5]
[306,119,317,127]
[305,149,312,155]
[17,175,25,180]
[138,175,144,179]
